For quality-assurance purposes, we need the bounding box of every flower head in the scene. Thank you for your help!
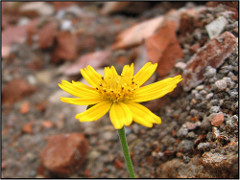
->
[59,62,182,129]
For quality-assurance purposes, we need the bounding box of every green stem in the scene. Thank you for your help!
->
[117,127,135,178]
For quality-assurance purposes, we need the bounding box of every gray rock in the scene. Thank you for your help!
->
[187,131,197,139]
[205,16,228,39]
[210,99,219,106]
[199,90,207,95]
[226,115,238,130]
[200,117,211,131]
[209,106,220,113]
[177,126,188,137]
[60,20,72,31]
[222,77,235,88]
[190,109,198,116]
[197,142,210,151]
[177,140,194,152]
[204,66,216,78]
[196,85,205,90]
[228,90,238,98]
[206,93,214,100]
[215,79,227,91]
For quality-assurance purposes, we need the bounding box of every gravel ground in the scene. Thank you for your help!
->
[2,2,238,178]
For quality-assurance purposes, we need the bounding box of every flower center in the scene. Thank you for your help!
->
[96,75,139,103]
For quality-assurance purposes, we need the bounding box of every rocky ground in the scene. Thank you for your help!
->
[1,2,239,178]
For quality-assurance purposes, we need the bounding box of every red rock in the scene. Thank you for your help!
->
[77,34,96,52]
[2,25,26,58]
[185,122,196,130]
[114,158,123,170]
[41,121,54,129]
[22,121,33,134]
[172,130,177,137]
[34,100,47,112]
[194,135,206,146]
[200,141,238,178]
[111,7,204,50]
[2,161,7,169]
[41,133,89,177]
[19,101,30,114]
[210,113,224,127]
[179,12,195,35]
[145,21,183,77]
[38,21,57,49]
[51,2,77,10]
[179,10,202,36]
[2,79,37,105]
[163,150,175,156]
[84,169,91,177]
[189,43,200,53]
[182,31,237,91]
[52,31,78,64]
[27,57,44,70]
[101,2,132,15]
[116,56,130,65]
[206,2,238,20]
[2,18,40,57]
[147,155,153,163]
[64,49,111,76]
[111,16,164,50]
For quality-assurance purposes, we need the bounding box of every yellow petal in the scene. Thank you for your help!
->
[71,80,96,90]
[126,102,161,127]
[134,62,157,86]
[104,66,119,80]
[134,75,182,102]
[60,97,102,105]
[81,65,102,87]
[109,102,133,129]
[58,80,98,98]
[121,63,134,77]
[75,101,111,122]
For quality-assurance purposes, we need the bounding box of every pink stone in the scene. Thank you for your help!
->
[182,31,237,91]
[210,113,225,127]
[41,133,89,177]
[145,21,183,77]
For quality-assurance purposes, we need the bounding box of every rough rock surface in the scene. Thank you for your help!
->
[182,31,237,91]
[41,133,89,177]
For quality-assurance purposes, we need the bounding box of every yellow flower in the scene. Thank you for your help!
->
[58,62,182,129]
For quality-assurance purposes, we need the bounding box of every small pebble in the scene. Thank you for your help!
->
[197,142,210,151]
[204,66,216,78]
[215,79,227,91]
[209,112,225,126]
[183,155,191,163]
[190,109,198,116]
[196,85,204,90]
[177,140,194,153]
[61,20,72,30]
[206,93,214,100]
[175,62,187,70]
[212,127,220,139]
[187,131,197,139]
[200,117,211,130]
[209,106,220,113]
[226,115,238,130]
[222,77,235,88]
[177,126,188,137]
[199,90,207,95]
[210,99,218,106]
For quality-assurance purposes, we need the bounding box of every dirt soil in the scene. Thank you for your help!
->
[2,2,239,178]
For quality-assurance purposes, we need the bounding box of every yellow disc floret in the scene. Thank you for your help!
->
[95,66,139,103]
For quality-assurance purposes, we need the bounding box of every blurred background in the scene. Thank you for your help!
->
[2,1,238,178]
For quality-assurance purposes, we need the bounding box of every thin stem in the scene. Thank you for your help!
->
[117,127,135,178]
